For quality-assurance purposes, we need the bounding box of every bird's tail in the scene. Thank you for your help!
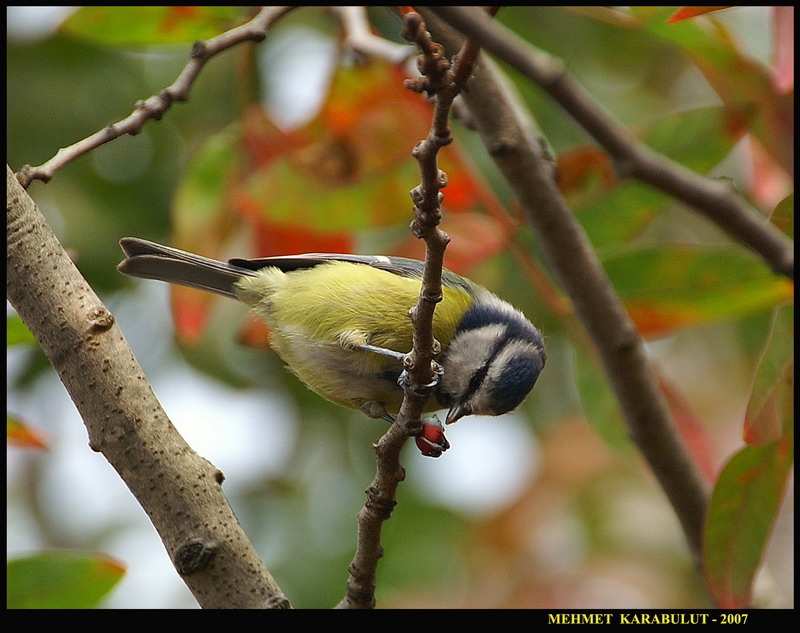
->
[117,237,255,299]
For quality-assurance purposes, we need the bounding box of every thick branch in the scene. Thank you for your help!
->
[422,11,711,572]
[7,166,289,609]
[428,6,793,280]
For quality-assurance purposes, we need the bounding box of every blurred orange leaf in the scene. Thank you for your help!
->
[556,147,618,202]
[7,414,49,450]
[603,246,794,338]
[236,61,432,233]
[390,212,513,274]
[235,59,506,239]
[667,7,732,24]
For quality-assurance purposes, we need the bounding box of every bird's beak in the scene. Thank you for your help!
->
[445,402,471,425]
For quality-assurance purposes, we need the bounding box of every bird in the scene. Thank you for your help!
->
[117,237,545,456]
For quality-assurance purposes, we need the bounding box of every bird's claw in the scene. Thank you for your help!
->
[397,360,443,396]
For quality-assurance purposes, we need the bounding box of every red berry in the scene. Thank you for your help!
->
[415,421,450,458]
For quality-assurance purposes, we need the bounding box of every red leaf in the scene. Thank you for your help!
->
[667,7,732,24]
[657,373,717,483]
[556,147,618,198]
[170,287,217,346]
[389,212,513,274]
[250,219,353,257]
[772,6,794,94]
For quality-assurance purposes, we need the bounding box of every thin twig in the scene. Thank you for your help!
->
[334,6,416,63]
[15,6,294,189]
[428,6,793,280]
[337,10,482,609]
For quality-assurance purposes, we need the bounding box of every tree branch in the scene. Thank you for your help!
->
[334,6,416,63]
[422,10,711,574]
[337,10,481,609]
[15,6,294,189]
[7,166,290,609]
[427,6,794,280]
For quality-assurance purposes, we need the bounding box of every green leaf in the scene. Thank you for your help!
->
[770,194,793,239]
[6,314,37,347]
[743,303,794,445]
[703,434,793,607]
[7,551,126,609]
[173,123,240,239]
[573,348,631,451]
[576,181,665,249]
[602,245,794,337]
[60,6,243,46]
[573,107,742,250]
[635,7,794,173]
[640,106,738,172]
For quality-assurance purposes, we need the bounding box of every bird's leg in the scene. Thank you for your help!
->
[339,329,405,360]
[396,358,443,396]
[343,329,442,396]
[341,330,448,457]
[357,343,405,361]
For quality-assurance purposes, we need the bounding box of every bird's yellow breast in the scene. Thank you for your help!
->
[234,261,473,416]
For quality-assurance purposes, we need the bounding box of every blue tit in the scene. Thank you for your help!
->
[118,237,545,430]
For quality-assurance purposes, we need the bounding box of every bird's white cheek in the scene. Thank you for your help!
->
[440,325,505,402]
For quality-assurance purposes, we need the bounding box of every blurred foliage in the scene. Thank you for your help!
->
[7,6,793,609]
[7,551,125,609]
